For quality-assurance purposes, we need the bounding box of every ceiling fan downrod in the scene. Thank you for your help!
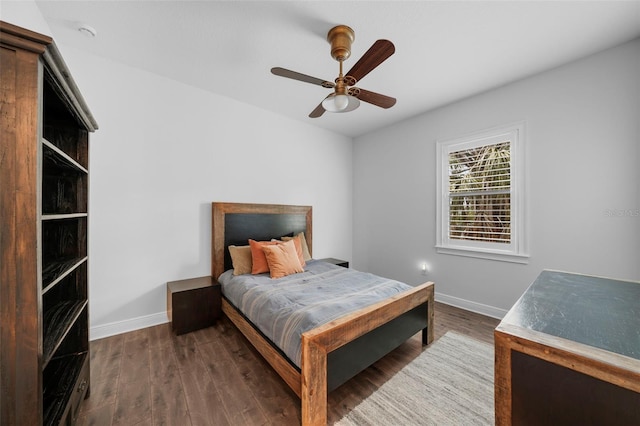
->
[334,60,347,96]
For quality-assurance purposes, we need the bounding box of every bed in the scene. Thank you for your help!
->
[211,202,434,425]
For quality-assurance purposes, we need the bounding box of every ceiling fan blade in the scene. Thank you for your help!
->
[271,67,335,88]
[351,88,396,109]
[345,39,395,83]
[309,103,326,118]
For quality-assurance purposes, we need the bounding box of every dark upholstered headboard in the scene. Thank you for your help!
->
[211,202,312,279]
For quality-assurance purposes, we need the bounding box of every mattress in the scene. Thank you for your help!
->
[218,260,412,367]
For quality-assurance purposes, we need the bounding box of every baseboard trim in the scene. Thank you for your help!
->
[90,311,169,341]
[435,292,507,320]
[90,294,505,340]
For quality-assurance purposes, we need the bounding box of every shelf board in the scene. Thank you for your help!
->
[42,213,87,221]
[42,257,87,294]
[42,300,88,367]
[42,138,88,173]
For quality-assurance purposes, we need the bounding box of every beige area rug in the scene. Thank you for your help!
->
[335,331,494,425]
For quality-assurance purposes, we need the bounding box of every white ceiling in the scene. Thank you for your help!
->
[35,1,640,138]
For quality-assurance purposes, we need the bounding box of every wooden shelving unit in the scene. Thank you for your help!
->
[1,21,98,425]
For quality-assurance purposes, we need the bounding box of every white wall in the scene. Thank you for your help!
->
[3,4,353,339]
[353,38,640,318]
[1,0,51,35]
[61,46,353,339]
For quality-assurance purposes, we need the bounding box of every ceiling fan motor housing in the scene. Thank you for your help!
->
[327,25,355,61]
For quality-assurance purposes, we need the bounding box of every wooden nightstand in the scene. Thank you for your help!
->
[318,257,349,268]
[167,276,221,335]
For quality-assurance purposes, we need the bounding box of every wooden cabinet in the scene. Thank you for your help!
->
[167,276,222,335]
[1,21,98,425]
[494,270,640,425]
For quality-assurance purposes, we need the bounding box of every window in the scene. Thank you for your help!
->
[436,123,528,263]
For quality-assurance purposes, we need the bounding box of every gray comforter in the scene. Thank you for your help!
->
[218,260,412,367]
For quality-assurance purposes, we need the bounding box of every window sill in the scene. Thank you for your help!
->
[435,245,529,264]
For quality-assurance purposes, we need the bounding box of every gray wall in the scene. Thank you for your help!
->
[353,38,640,317]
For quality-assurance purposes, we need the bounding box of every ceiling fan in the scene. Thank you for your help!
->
[271,25,396,118]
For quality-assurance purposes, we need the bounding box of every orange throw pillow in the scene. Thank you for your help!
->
[249,239,279,274]
[262,240,304,279]
[282,232,311,261]
[282,235,306,268]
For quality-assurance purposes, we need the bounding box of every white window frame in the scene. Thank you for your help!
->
[436,122,529,263]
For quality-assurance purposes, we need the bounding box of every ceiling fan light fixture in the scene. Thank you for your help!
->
[271,25,395,118]
[322,93,360,113]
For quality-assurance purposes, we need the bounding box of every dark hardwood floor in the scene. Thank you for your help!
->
[77,302,500,426]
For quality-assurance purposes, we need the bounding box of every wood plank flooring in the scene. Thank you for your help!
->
[77,302,500,426]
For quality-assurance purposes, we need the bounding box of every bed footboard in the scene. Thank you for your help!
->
[221,281,434,426]
[301,281,434,425]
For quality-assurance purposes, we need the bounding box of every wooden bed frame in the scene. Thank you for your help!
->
[211,202,434,425]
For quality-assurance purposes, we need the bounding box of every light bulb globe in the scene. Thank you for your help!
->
[334,95,349,111]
